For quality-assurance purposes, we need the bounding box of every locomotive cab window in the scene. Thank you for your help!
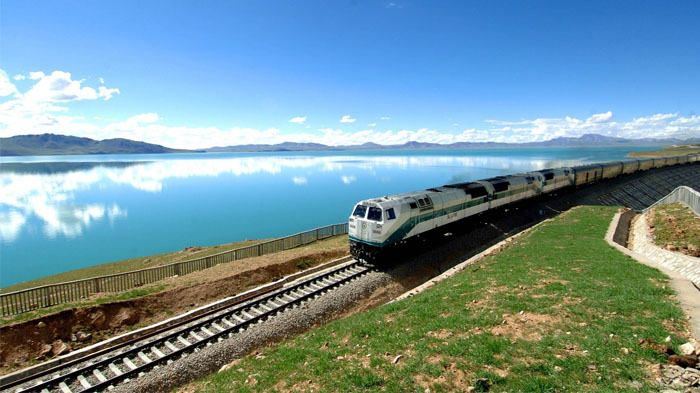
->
[367,207,383,221]
[385,208,396,220]
[353,205,367,218]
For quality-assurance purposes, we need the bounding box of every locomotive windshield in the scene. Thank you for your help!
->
[367,207,383,221]
[353,205,367,218]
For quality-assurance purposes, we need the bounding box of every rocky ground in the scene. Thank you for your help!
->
[642,338,700,393]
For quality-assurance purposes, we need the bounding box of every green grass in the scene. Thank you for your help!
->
[189,206,688,392]
[0,239,265,294]
[652,202,700,253]
[628,144,700,158]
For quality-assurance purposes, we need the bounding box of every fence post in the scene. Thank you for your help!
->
[258,243,263,256]
[94,277,100,293]
[174,263,180,276]
[43,286,50,307]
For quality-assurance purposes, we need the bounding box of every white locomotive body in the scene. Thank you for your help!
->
[349,153,699,263]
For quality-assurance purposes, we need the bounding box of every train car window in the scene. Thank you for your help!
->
[544,173,554,180]
[409,202,418,209]
[352,205,367,218]
[385,208,396,220]
[367,207,382,221]
[418,199,426,207]
[492,182,509,192]
[466,185,487,198]
[425,196,433,205]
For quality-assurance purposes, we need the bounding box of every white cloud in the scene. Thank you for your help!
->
[127,113,160,124]
[289,116,307,124]
[98,86,120,100]
[13,74,26,81]
[380,116,391,120]
[1,68,698,149]
[0,70,18,97]
[292,176,308,185]
[671,115,700,126]
[341,175,356,184]
[586,111,613,123]
[24,71,98,102]
[99,77,105,84]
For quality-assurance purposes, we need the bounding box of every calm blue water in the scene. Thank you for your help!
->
[0,146,660,287]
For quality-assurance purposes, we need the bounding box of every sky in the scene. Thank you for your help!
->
[1,0,699,149]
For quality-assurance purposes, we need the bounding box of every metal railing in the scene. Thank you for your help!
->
[642,186,700,216]
[0,223,349,317]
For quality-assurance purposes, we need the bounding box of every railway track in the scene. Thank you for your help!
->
[3,260,370,393]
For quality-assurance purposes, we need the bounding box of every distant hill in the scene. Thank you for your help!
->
[0,134,195,156]
[205,133,700,152]
[3,133,699,156]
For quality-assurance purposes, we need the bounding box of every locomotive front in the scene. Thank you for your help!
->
[348,198,402,262]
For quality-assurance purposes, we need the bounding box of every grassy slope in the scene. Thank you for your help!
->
[189,206,688,393]
[628,144,700,157]
[651,202,700,253]
[1,239,264,294]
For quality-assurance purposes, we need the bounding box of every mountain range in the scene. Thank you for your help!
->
[0,134,193,156]
[1,133,699,156]
[206,134,700,152]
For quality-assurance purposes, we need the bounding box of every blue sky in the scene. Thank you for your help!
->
[1,1,699,148]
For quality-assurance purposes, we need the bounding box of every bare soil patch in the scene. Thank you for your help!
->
[649,203,700,257]
[0,242,348,375]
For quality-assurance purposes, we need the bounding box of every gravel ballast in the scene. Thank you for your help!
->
[112,270,392,393]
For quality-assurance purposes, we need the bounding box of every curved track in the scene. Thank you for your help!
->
[3,261,370,393]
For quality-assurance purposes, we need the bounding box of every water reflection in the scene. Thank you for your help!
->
[0,153,590,244]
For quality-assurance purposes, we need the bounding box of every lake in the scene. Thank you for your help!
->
[0,146,659,288]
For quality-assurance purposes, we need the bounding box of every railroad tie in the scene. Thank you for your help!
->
[109,363,123,376]
[151,346,166,358]
[189,331,204,342]
[200,326,215,337]
[93,368,108,383]
[78,374,92,389]
[123,357,138,370]
[137,351,152,364]
[221,318,236,327]
[231,313,246,323]
[164,341,179,352]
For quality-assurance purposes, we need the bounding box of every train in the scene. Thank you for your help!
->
[348,153,700,262]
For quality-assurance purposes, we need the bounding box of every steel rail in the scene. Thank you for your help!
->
[10,261,369,393]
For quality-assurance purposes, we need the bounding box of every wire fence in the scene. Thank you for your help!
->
[0,223,349,317]
[642,186,700,216]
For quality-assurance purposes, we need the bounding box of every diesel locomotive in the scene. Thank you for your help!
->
[349,153,700,262]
